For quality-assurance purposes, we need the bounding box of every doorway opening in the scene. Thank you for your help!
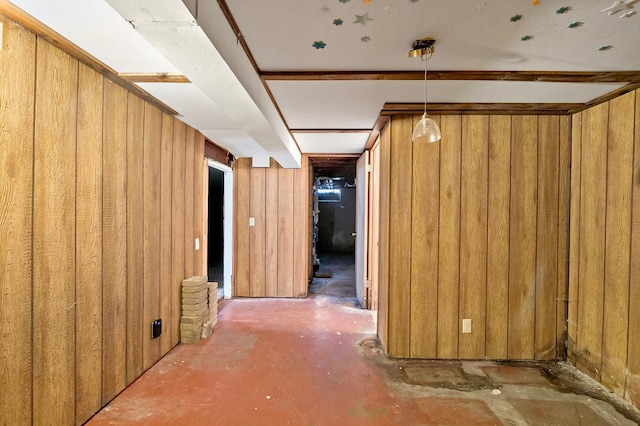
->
[207,160,233,299]
[308,157,358,304]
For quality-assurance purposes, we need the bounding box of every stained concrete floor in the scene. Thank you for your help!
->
[87,256,640,425]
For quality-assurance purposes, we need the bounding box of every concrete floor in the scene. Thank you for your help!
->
[87,256,640,425]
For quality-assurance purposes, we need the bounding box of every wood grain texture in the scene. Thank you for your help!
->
[101,79,128,404]
[368,142,381,310]
[556,116,570,359]
[486,116,511,360]
[387,115,413,357]
[250,167,267,297]
[377,124,392,353]
[626,89,640,407]
[567,112,582,365]
[194,132,205,275]
[184,126,195,280]
[278,166,295,297]
[126,93,145,384]
[437,115,462,359]
[410,115,440,358]
[577,103,608,380]
[171,120,186,345]
[265,161,279,297]
[0,16,35,426]
[143,103,162,370]
[293,155,310,297]
[535,116,560,360]
[159,113,174,355]
[75,63,104,425]
[459,115,489,359]
[235,159,251,297]
[601,92,634,395]
[508,116,538,360]
[32,39,77,425]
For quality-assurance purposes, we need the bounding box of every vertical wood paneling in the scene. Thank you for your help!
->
[508,116,538,360]
[535,116,560,360]
[160,114,174,355]
[126,93,145,384]
[486,116,511,360]
[184,127,195,279]
[194,133,205,275]
[278,167,295,297]
[75,63,103,424]
[601,93,634,394]
[459,115,489,359]
[627,90,640,407]
[143,104,162,370]
[388,116,413,357]
[0,16,35,426]
[33,40,77,425]
[410,116,440,358]
[437,115,462,359]
[577,103,608,380]
[377,125,392,353]
[235,159,251,297]
[557,116,570,359]
[293,155,310,297]
[171,120,187,345]
[250,167,267,296]
[265,161,279,297]
[101,80,128,404]
[567,112,582,365]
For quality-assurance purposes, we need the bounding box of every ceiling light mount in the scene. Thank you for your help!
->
[409,37,436,58]
[410,37,441,143]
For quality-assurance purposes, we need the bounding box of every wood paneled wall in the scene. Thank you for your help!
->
[0,15,205,425]
[234,158,310,297]
[568,89,640,408]
[378,114,570,360]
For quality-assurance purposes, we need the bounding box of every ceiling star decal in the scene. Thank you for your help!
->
[555,6,572,14]
[567,21,583,28]
[354,13,373,25]
[333,18,344,25]
[339,0,350,3]
[602,0,638,16]
[621,9,637,16]
[510,15,523,22]
[521,35,534,41]
[383,5,392,13]
[410,0,419,3]
[361,36,371,42]
[312,41,327,49]
[321,6,330,12]
[364,0,372,4]
[599,45,613,50]
[532,0,540,5]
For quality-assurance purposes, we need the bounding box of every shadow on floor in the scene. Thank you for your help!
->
[308,252,360,309]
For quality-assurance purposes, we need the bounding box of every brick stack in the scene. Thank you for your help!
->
[180,276,209,344]
[201,282,219,339]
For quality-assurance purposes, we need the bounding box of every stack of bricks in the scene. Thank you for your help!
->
[180,276,217,344]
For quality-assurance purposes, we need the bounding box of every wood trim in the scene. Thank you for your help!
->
[290,129,371,133]
[260,70,640,83]
[118,73,190,83]
[0,1,179,116]
[383,103,583,115]
[365,116,389,150]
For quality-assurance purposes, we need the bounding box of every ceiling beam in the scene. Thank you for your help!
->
[119,73,191,83]
[261,70,640,83]
[382,103,584,115]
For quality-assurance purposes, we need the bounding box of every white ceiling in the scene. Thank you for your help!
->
[7,0,640,167]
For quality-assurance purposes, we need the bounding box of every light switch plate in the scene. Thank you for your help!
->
[195,238,200,251]
[249,217,255,226]
[462,318,472,334]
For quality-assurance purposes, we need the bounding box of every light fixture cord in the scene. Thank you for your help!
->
[423,52,428,116]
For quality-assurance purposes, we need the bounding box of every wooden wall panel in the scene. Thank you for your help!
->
[556,116,570,359]
[171,120,187,346]
[143,104,162,370]
[293,155,310,297]
[387,116,413,357]
[576,103,608,380]
[567,111,582,365]
[601,93,634,394]
[250,167,267,296]
[184,127,195,279]
[32,39,78,425]
[410,116,440,358]
[101,79,129,404]
[265,162,279,297]
[194,133,205,276]
[459,115,489,359]
[535,116,560,360]
[486,116,511,360]
[126,93,145,384]
[160,114,174,355]
[235,159,251,297]
[508,116,538,360]
[377,126,392,353]
[0,15,35,426]
[75,63,104,424]
[437,115,462,359]
[278,167,295,296]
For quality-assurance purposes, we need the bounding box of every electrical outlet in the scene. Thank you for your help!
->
[462,318,472,334]
[195,238,200,251]
[249,217,255,227]
[151,319,162,339]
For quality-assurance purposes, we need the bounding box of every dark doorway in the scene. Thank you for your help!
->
[309,157,358,302]
[207,167,224,286]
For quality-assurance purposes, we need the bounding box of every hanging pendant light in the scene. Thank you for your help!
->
[409,37,441,143]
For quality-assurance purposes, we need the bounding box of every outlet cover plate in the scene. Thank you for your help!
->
[462,318,472,334]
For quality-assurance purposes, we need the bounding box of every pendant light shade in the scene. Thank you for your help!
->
[412,112,441,143]
[410,37,441,143]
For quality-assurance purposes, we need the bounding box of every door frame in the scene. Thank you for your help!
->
[207,159,233,299]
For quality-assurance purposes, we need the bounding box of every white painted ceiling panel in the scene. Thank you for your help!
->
[293,132,370,154]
